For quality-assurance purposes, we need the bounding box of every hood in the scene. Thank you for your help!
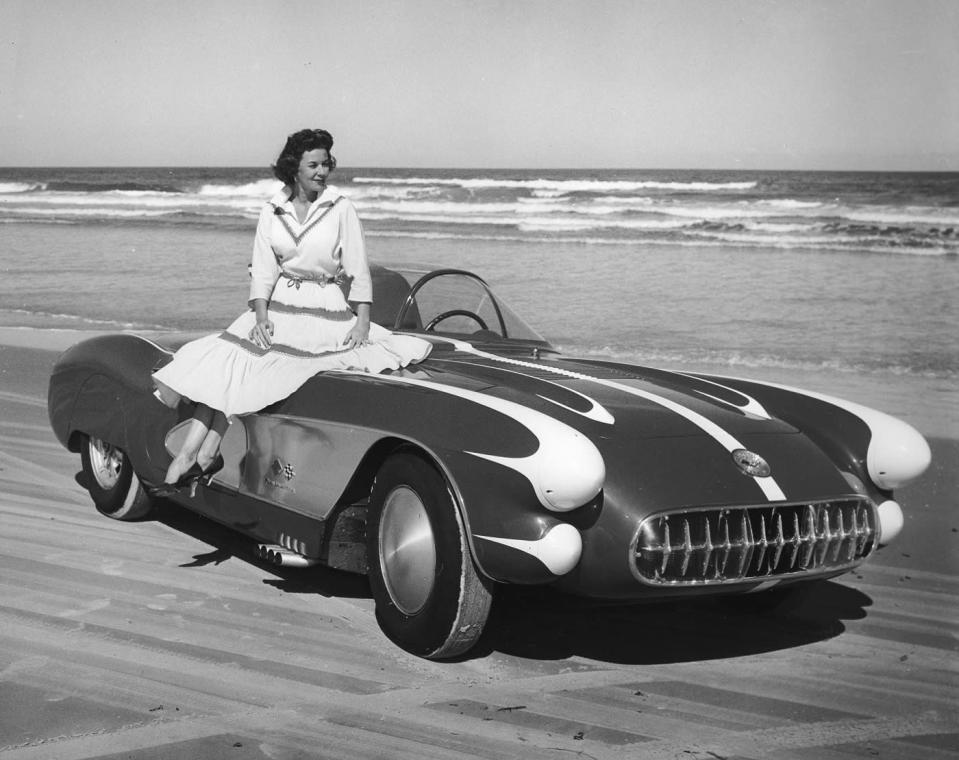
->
[413,343,855,507]
[419,344,799,442]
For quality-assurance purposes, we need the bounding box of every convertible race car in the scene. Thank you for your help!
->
[48,265,931,659]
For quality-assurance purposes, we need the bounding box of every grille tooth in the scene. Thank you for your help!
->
[633,498,877,586]
[843,506,858,563]
[827,508,844,564]
[736,512,752,578]
[660,520,671,576]
[773,513,792,571]
[753,514,769,575]
[855,504,874,556]
[770,535,786,572]
[715,512,731,578]
[679,519,693,577]
[702,519,717,580]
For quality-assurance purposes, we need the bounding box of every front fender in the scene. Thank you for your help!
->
[694,375,930,493]
[436,449,593,584]
[277,371,605,583]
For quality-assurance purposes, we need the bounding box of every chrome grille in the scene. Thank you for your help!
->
[632,499,877,585]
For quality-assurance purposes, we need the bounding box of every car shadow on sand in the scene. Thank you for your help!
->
[147,496,871,665]
[152,499,372,600]
[468,581,872,665]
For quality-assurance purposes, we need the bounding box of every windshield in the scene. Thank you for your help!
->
[369,265,548,345]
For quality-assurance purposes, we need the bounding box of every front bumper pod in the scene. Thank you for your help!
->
[473,518,583,583]
[876,500,904,545]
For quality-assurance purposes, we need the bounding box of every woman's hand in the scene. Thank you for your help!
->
[249,299,273,349]
[249,317,274,348]
[343,302,371,349]
[342,321,370,349]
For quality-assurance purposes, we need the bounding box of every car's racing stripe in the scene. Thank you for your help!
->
[673,372,774,419]
[436,358,615,424]
[445,340,787,502]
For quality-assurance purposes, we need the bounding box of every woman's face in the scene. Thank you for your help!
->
[294,149,333,195]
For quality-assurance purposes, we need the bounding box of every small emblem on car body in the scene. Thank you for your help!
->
[266,458,296,491]
[731,449,771,478]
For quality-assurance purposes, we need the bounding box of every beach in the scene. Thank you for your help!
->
[1,167,957,757]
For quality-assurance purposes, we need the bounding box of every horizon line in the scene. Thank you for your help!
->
[2,165,959,174]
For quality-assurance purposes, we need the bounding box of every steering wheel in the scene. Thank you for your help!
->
[424,309,488,332]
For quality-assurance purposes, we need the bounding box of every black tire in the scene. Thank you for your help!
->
[367,451,492,659]
[79,434,155,521]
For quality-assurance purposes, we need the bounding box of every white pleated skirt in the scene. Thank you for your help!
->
[152,279,431,416]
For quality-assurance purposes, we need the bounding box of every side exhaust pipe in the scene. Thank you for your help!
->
[256,544,319,568]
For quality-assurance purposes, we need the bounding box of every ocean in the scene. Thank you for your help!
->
[1,166,957,432]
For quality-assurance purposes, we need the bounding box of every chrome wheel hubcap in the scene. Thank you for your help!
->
[89,437,123,489]
[378,485,436,615]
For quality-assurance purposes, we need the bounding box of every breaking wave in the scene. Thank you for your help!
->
[1,167,956,256]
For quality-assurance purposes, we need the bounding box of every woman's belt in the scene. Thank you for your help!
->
[280,270,344,289]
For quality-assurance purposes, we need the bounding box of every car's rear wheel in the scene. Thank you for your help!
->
[79,434,154,520]
[367,451,492,659]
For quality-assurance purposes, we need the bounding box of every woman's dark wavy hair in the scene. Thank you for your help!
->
[272,128,336,185]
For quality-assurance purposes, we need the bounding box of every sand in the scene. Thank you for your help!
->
[0,328,956,759]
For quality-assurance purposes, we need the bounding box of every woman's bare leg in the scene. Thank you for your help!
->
[196,411,229,471]
[162,404,216,485]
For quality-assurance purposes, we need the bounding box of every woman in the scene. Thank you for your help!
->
[150,128,431,495]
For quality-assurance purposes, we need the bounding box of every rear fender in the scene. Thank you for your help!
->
[69,373,132,454]
[47,334,176,478]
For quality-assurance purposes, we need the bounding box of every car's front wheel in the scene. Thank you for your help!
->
[79,434,154,521]
[367,451,492,659]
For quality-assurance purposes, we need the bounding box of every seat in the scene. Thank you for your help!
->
[369,266,422,330]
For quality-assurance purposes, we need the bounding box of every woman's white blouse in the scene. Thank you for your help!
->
[249,186,373,305]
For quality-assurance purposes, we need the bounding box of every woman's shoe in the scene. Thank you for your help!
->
[197,454,224,485]
[148,455,224,498]
[147,481,187,498]
[147,461,207,497]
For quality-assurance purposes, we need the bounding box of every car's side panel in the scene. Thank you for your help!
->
[173,482,329,559]
[250,371,602,583]
[238,415,388,518]
[235,412,560,581]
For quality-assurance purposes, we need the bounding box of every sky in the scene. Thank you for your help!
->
[1,0,956,170]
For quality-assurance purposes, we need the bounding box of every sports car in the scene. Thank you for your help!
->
[47,264,932,659]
